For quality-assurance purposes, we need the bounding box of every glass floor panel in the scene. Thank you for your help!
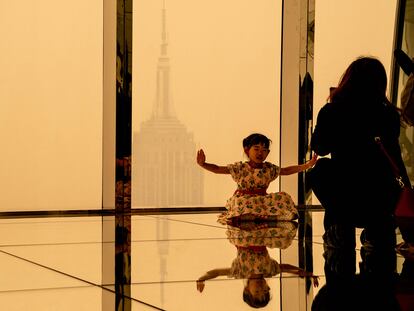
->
[0,211,411,310]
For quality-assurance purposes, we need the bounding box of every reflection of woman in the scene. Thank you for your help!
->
[394,210,414,310]
[311,57,410,247]
[196,221,319,308]
[313,228,399,311]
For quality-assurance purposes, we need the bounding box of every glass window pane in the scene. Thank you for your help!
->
[0,1,103,211]
[398,0,414,184]
[132,1,282,207]
[314,0,397,114]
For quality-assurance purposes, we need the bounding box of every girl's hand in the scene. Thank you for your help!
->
[197,149,206,167]
[196,280,205,292]
[307,153,318,169]
[311,275,319,287]
[298,270,319,287]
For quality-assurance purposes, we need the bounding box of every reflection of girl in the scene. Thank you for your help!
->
[196,222,319,308]
[226,220,298,249]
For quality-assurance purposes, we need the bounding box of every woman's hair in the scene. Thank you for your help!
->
[330,56,389,105]
[243,287,270,308]
[243,133,271,149]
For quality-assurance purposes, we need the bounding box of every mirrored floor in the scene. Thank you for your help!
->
[0,211,411,310]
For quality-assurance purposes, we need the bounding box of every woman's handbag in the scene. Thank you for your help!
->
[375,137,414,218]
[396,187,414,217]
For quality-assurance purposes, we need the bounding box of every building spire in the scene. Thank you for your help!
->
[161,0,168,56]
[152,0,175,119]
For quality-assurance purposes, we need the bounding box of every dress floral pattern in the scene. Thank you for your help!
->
[217,161,298,224]
[229,247,281,279]
[226,221,298,249]
[227,222,298,279]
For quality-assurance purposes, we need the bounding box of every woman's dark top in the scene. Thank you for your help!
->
[311,100,409,223]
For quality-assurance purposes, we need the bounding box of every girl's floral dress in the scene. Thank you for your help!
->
[229,247,280,279]
[226,221,298,249]
[218,161,298,224]
[227,222,298,279]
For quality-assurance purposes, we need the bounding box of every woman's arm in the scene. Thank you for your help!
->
[197,149,230,174]
[279,154,317,175]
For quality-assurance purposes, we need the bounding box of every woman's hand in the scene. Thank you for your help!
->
[197,149,206,167]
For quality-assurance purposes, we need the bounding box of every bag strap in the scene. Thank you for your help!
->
[374,137,405,188]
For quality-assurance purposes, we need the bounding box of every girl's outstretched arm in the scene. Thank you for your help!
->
[197,149,230,174]
[279,264,319,287]
[196,268,230,292]
[279,154,317,175]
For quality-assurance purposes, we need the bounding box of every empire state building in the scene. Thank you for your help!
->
[132,4,203,208]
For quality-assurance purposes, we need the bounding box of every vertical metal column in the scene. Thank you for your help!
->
[297,3,315,311]
[298,1,315,206]
[102,0,132,310]
[390,0,407,103]
[280,0,315,310]
[115,0,132,310]
[102,0,116,309]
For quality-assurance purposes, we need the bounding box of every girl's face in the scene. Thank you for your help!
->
[245,144,270,164]
[247,278,270,300]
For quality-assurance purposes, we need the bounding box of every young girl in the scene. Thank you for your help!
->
[197,133,317,224]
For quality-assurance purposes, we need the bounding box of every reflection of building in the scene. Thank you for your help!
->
[132,3,203,207]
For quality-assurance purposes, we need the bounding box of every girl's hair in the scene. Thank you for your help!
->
[329,56,390,105]
[243,133,271,149]
[243,286,271,308]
